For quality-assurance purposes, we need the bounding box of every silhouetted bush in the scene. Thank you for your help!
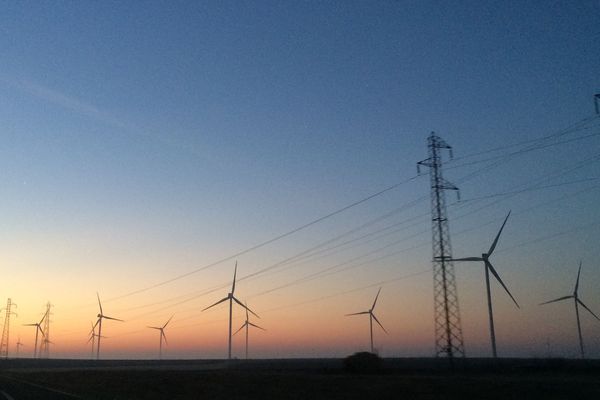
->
[343,352,383,373]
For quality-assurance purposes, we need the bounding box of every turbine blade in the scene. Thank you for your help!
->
[163,315,174,328]
[233,296,259,318]
[451,257,484,262]
[486,261,520,308]
[371,313,388,334]
[245,301,249,320]
[371,287,382,311]
[148,326,161,330]
[103,316,124,322]
[574,261,582,295]
[577,299,600,321]
[539,295,573,305]
[97,292,103,315]
[488,211,510,256]
[162,331,168,345]
[345,311,369,316]
[202,296,229,312]
[248,322,266,331]
[231,261,238,295]
[233,322,247,336]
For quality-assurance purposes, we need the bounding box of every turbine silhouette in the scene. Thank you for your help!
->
[93,293,123,360]
[203,262,258,360]
[345,287,387,354]
[540,261,600,358]
[147,315,173,360]
[450,212,519,358]
[233,302,265,359]
[23,314,45,358]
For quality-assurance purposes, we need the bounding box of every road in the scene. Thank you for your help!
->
[0,374,82,399]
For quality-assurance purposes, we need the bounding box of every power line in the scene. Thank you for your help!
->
[106,175,421,302]
[449,114,599,164]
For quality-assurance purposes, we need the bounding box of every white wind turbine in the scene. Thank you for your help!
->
[450,212,519,358]
[345,287,387,354]
[233,302,265,359]
[94,293,123,360]
[147,315,173,360]
[540,261,600,358]
[202,262,259,360]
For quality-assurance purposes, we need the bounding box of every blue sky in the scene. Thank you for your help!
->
[1,1,599,358]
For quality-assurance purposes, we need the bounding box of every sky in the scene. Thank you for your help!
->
[0,1,599,359]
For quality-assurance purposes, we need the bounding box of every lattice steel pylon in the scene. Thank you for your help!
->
[417,132,465,359]
[0,298,18,358]
[39,302,53,359]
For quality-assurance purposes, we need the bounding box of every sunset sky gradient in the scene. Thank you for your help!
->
[1,1,599,359]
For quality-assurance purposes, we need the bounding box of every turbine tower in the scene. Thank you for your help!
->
[147,315,173,360]
[417,132,465,359]
[451,212,519,358]
[0,298,18,358]
[203,262,258,360]
[93,293,123,360]
[233,302,265,359]
[540,261,600,358]
[345,287,387,354]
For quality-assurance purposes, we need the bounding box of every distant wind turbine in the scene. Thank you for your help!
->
[87,321,105,359]
[345,287,387,354]
[450,212,519,358]
[147,315,173,360]
[203,262,258,360]
[23,315,45,358]
[94,293,123,360]
[539,261,600,358]
[233,302,265,359]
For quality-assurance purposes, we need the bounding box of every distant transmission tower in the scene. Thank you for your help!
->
[0,298,18,358]
[39,302,53,358]
[418,132,465,359]
[16,337,24,358]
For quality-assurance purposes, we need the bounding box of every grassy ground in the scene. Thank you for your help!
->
[5,367,600,399]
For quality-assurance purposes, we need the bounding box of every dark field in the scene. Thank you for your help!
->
[1,358,599,399]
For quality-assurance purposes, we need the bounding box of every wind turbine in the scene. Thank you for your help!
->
[87,321,104,359]
[94,293,123,360]
[147,315,173,360]
[450,212,519,358]
[233,302,265,359]
[345,287,387,354]
[23,315,45,358]
[202,262,258,360]
[540,261,600,358]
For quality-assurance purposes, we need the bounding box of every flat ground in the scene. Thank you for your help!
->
[1,358,599,399]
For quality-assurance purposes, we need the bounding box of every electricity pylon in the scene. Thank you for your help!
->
[38,302,53,358]
[418,132,465,359]
[0,298,18,358]
[16,337,24,357]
